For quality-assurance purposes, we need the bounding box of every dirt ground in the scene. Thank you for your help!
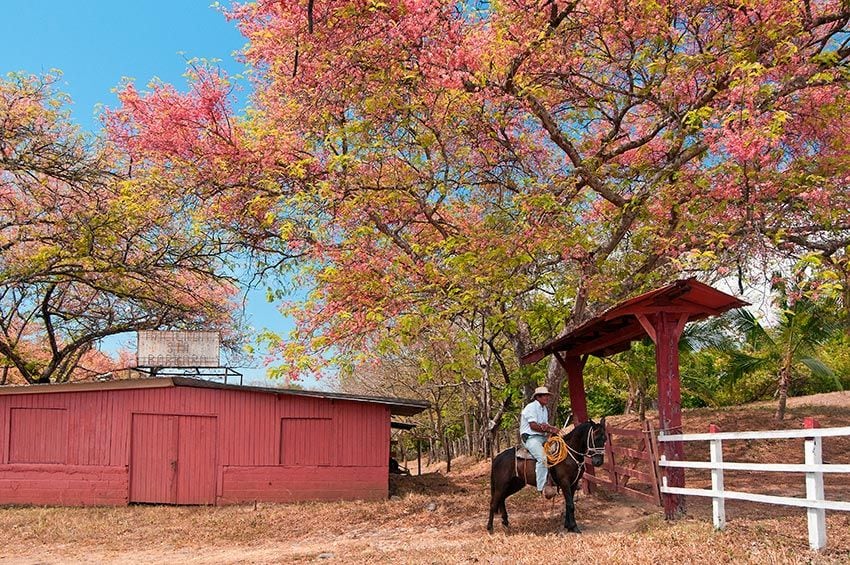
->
[1,392,849,564]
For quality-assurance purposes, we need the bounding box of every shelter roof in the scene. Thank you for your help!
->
[0,377,429,417]
[521,278,748,364]
[391,421,417,430]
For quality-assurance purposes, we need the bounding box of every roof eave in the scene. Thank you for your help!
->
[521,278,749,365]
[0,377,430,416]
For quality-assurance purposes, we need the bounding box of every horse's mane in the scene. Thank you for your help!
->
[562,420,595,441]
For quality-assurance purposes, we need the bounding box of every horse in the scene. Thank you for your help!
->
[487,417,607,533]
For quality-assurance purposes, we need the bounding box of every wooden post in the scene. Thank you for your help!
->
[709,423,726,530]
[558,353,594,492]
[604,428,617,492]
[644,420,663,506]
[562,354,589,425]
[417,439,422,476]
[804,417,826,551]
[652,312,688,519]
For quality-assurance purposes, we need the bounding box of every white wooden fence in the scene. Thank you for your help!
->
[657,419,850,551]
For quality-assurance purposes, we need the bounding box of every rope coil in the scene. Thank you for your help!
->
[543,435,568,467]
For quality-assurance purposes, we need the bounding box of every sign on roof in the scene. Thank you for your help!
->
[137,331,220,368]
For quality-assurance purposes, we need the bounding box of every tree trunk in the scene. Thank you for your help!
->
[462,384,472,456]
[625,383,635,415]
[481,372,492,457]
[544,356,566,424]
[775,366,791,421]
[842,268,850,337]
[471,406,480,457]
[485,395,513,457]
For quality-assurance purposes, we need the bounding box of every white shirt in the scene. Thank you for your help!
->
[520,399,548,436]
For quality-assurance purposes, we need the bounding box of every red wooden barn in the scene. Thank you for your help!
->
[0,378,428,506]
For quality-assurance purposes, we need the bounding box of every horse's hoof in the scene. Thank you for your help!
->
[566,526,581,534]
[486,526,494,535]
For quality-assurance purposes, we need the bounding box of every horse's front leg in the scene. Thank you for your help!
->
[563,485,580,533]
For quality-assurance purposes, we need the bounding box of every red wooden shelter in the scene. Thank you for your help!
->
[0,378,427,506]
[521,278,747,518]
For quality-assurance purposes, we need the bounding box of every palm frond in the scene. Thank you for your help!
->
[724,350,770,385]
[796,309,842,345]
[729,309,774,349]
[799,357,843,390]
[681,372,720,406]
[680,317,736,353]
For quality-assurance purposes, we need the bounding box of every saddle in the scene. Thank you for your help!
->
[515,445,559,499]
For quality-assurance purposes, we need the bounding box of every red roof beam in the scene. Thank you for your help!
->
[566,323,647,357]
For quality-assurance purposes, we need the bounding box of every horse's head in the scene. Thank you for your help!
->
[587,417,607,467]
[561,417,608,467]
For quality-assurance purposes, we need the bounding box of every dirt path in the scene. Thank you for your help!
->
[2,470,847,564]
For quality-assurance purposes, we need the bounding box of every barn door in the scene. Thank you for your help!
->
[130,414,178,503]
[175,415,217,504]
[130,414,217,505]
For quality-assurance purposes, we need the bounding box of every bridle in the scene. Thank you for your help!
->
[564,423,606,485]
[584,424,606,459]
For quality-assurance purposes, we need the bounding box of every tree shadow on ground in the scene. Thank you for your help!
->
[390,471,470,498]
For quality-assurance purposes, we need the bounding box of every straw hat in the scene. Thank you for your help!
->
[533,386,551,397]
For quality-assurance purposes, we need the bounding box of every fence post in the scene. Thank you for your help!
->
[804,417,826,551]
[604,428,617,491]
[708,423,725,530]
[644,420,663,506]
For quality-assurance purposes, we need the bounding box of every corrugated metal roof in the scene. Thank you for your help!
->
[0,377,430,417]
[522,278,748,364]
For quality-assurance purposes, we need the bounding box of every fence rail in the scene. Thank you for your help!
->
[658,426,850,442]
[657,418,850,551]
[659,486,850,512]
[660,461,850,473]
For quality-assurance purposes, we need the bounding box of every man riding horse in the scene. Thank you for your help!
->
[489,389,607,533]
[519,386,560,500]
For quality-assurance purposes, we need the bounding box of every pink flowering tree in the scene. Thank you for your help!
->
[1,73,240,384]
[107,2,850,419]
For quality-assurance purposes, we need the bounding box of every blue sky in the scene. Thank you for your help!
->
[0,1,303,386]
[1,1,244,129]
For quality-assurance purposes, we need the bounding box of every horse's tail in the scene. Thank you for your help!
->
[490,447,515,494]
[490,465,495,496]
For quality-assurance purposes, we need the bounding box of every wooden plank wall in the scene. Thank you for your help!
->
[0,386,391,506]
[9,408,69,463]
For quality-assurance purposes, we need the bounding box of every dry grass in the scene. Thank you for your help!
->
[1,392,849,564]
